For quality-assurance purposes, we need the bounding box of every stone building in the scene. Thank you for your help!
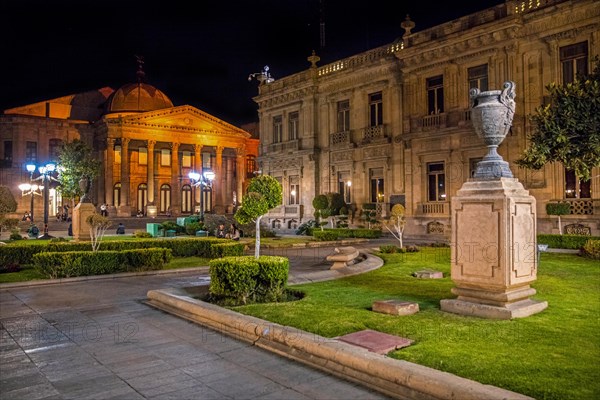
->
[0,69,259,219]
[253,0,599,237]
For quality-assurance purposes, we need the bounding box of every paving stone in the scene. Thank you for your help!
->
[337,329,413,354]
[372,299,420,316]
[412,269,444,279]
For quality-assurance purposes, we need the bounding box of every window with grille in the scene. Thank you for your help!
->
[427,76,444,114]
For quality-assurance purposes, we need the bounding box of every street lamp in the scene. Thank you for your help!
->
[18,164,41,222]
[248,65,275,84]
[188,169,215,221]
[32,162,58,240]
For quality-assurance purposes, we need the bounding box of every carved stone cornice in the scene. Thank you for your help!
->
[540,24,599,43]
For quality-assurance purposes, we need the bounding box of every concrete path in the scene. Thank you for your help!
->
[1,244,392,399]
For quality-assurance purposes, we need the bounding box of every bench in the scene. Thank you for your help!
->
[326,246,359,270]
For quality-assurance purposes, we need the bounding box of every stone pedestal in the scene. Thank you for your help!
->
[440,178,548,319]
[72,202,96,241]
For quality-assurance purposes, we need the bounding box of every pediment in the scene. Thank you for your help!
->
[116,105,250,138]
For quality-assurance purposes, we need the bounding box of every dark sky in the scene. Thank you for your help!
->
[1,0,501,127]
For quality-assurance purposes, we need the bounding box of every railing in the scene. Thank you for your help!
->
[268,205,303,218]
[419,202,449,215]
[362,125,386,142]
[267,140,299,153]
[330,131,350,146]
[563,199,595,215]
[422,113,447,130]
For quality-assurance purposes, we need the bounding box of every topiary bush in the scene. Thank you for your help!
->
[313,230,339,241]
[582,239,600,260]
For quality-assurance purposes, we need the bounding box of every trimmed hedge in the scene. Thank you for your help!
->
[582,239,600,260]
[0,237,244,266]
[537,234,600,249]
[33,248,172,279]
[313,230,339,241]
[309,228,381,240]
[209,256,289,304]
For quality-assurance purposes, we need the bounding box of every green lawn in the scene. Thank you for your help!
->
[233,248,600,400]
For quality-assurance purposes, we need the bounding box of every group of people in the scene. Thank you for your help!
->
[215,223,241,241]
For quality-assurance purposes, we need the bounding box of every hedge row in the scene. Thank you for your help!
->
[0,238,244,266]
[537,234,600,249]
[33,248,172,279]
[209,256,289,304]
[309,228,381,240]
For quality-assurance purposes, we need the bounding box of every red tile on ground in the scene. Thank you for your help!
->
[337,329,413,354]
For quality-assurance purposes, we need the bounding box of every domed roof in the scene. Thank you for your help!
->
[105,82,174,114]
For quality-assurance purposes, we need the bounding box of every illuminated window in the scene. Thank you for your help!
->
[181,150,192,168]
[161,149,171,166]
[565,169,591,199]
[288,112,299,140]
[114,145,121,164]
[468,64,488,92]
[369,168,384,203]
[427,163,446,202]
[368,92,383,127]
[113,183,121,206]
[202,152,213,169]
[137,183,148,214]
[138,147,147,165]
[181,184,192,213]
[338,172,351,203]
[160,184,171,213]
[560,42,588,84]
[337,100,350,132]
[289,175,299,205]
[246,155,256,178]
[273,115,283,143]
[427,76,444,114]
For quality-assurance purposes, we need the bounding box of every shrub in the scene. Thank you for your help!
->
[296,220,318,235]
[208,255,289,305]
[538,234,600,249]
[160,221,184,234]
[313,230,339,241]
[379,244,398,253]
[134,230,153,238]
[185,221,204,236]
[50,237,68,243]
[406,245,420,253]
[582,239,600,260]
[10,229,23,240]
[0,263,21,273]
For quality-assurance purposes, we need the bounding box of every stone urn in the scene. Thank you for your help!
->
[470,81,516,179]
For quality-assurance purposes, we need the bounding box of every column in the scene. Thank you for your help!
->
[194,144,203,208]
[226,156,234,211]
[147,140,156,204]
[214,146,224,213]
[236,148,245,205]
[105,138,115,206]
[118,138,131,216]
[170,142,181,215]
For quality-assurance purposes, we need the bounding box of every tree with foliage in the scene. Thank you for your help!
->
[234,175,282,258]
[86,213,111,251]
[326,192,346,228]
[312,194,329,231]
[516,56,600,181]
[0,185,18,235]
[57,140,102,207]
[546,202,571,235]
[383,204,407,249]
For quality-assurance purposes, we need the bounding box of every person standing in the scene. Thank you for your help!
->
[100,203,108,217]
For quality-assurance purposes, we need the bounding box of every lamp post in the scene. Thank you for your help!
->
[18,164,40,222]
[188,170,215,221]
[36,163,58,240]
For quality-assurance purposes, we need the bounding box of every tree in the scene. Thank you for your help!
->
[312,194,329,231]
[546,202,571,235]
[516,56,600,181]
[57,140,102,207]
[234,175,282,258]
[86,214,111,251]
[0,185,18,235]
[383,204,407,248]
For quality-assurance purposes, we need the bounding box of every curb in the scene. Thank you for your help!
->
[146,285,533,400]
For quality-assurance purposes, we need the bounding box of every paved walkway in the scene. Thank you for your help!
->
[0,240,395,400]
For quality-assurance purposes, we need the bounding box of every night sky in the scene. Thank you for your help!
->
[1,0,501,127]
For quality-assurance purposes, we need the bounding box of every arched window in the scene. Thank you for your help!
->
[160,184,171,213]
[113,183,121,207]
[181,184,192,214]
[137,184,148,214]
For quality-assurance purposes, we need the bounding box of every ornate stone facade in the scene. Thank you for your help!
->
[0,84,259,219]
[253,0,599,236]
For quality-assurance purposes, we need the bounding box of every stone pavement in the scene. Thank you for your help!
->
[0,240,395,400]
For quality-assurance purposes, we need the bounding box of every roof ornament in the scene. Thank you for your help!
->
[401,14,415,39]
[248,65,275,84]
[135,55,146,83]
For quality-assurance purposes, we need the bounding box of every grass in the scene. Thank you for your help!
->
[232,248,600,400]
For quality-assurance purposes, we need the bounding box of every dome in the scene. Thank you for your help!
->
[105,82,173,114]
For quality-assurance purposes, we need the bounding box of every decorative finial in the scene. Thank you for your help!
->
[308,50,320,68]
[135,55,145,83]
[401,14,415,38]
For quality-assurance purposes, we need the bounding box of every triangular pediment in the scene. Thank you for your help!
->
[113,105,250,138]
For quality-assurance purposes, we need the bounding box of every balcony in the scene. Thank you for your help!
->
[418,202,449,215]
[268,204,304,218]
[267,140,299,153]
[561,199,596,215]
[330,131,350,146]
[361,125,387,144]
